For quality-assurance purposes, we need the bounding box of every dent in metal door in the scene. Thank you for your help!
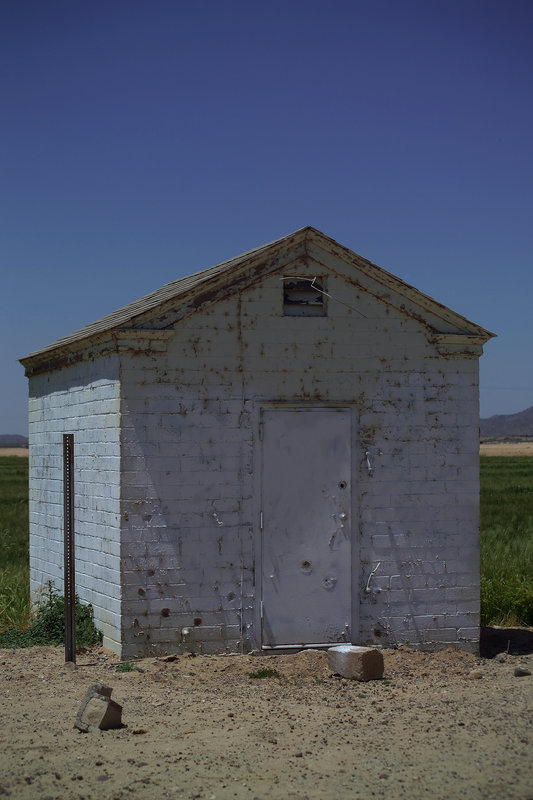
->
[261,408,352,647]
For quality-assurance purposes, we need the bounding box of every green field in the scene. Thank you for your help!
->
[480,456,533,626]
[0,455,532,633]
[0,457,30,630]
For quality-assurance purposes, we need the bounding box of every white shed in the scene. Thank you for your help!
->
[21,227,495,657]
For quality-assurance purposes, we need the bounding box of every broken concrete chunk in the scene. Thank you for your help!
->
[75,684,123,732]
[327,645,384,681]
[514,666,531,677]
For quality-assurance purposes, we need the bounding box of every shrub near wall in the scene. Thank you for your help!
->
[0,581,102,649]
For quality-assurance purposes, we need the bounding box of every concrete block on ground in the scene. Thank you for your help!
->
[75,684,123,732]
[327,645,384,681]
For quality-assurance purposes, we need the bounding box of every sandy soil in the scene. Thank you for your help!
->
[480,442,533,456]
[0,645,531,800]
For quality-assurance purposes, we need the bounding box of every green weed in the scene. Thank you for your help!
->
[248,667,282,679]
[0,580,102,649]
[116,662,137,673]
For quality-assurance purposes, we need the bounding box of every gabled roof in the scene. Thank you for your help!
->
[20,226,495,373]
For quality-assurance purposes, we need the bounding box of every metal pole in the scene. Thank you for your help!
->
[63,434,76,662]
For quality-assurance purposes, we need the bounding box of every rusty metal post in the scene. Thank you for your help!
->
[63,434,76,662]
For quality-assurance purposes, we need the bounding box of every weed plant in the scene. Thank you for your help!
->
[248,667,282,679]
[0,580,102,649]
[480,456,533,626]
[116,662,141,672]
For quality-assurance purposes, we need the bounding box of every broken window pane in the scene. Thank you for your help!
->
[283,278,326,316]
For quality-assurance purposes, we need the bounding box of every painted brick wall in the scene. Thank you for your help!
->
[119,337,252,657]
[118,254,481,656]
[356,359,481,651]
[28,354,122,652]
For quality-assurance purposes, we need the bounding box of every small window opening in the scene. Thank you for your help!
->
[283,277,326,316]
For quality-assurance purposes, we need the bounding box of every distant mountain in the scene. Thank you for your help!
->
[0,434,29,447]
[480,406,533,439]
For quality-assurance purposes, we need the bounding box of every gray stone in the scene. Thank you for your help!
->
[514,666,531,677]
[75,684,123,732]
[327,645,384,681]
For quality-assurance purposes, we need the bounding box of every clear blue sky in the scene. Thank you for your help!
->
[2,0,532,435]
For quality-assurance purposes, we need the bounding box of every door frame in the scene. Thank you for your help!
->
[252,402,360,651]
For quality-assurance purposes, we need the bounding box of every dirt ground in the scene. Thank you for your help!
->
[0,445,530,798]
[0,643,531,800]
[0,448,29,457]
[479,441,533,456]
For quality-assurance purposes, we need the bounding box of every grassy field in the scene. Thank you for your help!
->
[0,455,531,633]
[480,456,533,626]
[0,457,30,630]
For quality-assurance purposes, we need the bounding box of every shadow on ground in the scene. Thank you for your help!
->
[480,626,533,658]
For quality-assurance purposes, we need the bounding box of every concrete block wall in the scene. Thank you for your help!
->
[119,307,253,656]
[28,354,122,652]
[355,361,481,650]
[122,318,253,655]
[117,253,481,655]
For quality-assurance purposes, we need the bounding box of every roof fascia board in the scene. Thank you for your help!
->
[21,332,118,377]
[21,329,175,377]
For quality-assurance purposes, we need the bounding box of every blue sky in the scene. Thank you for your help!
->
[2,0,532,435]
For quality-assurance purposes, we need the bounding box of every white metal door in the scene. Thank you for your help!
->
[261,408,352,647]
